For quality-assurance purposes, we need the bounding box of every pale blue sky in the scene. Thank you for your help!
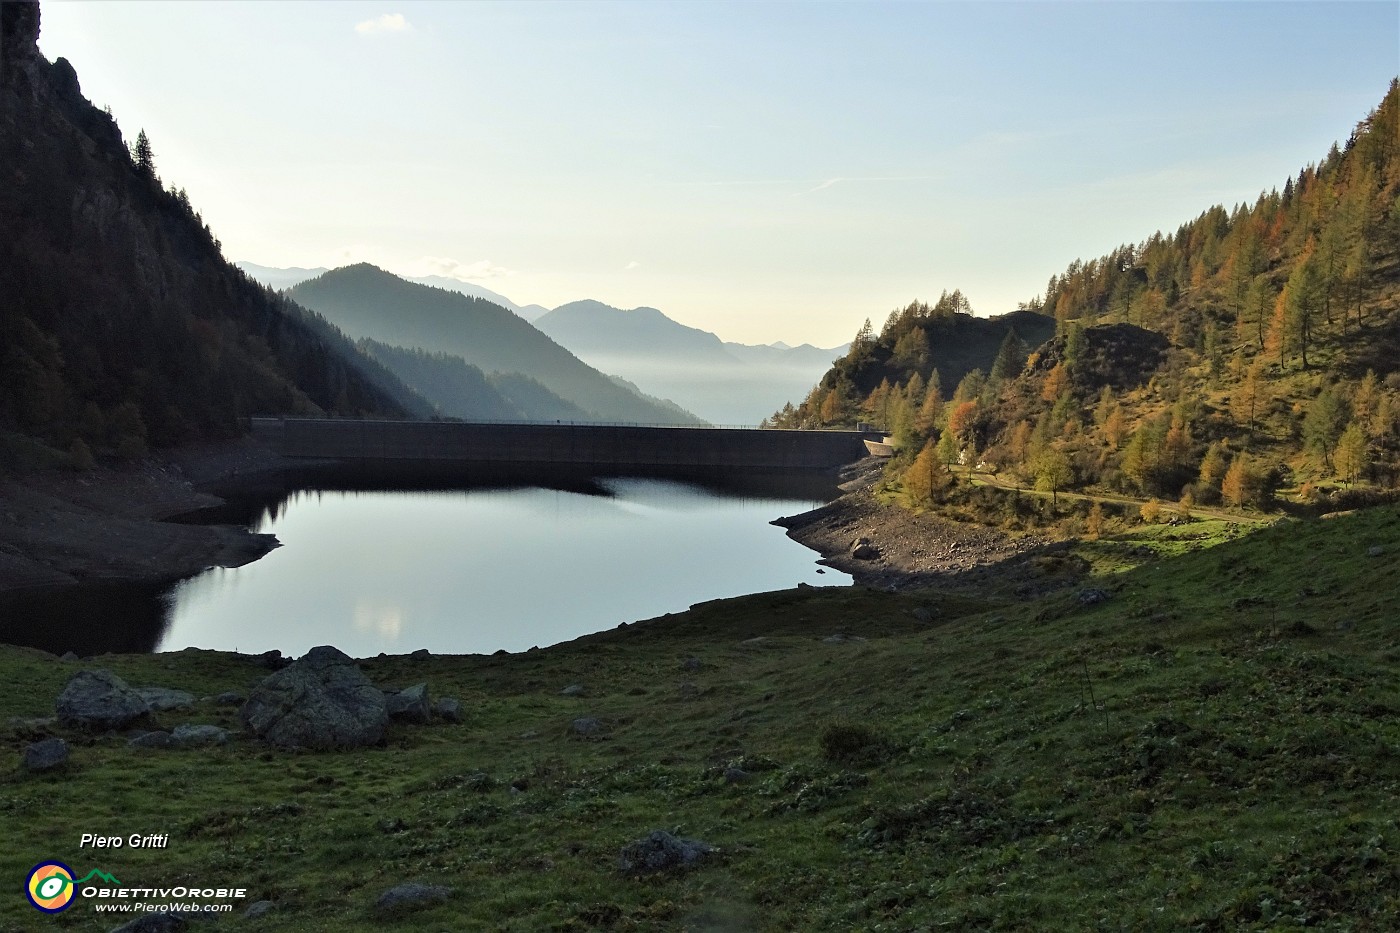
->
[38,1,1399,346]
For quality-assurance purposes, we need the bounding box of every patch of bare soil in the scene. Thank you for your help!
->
[775,458,1078,597]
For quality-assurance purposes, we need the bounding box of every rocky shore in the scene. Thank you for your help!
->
[0,439,287,593]
[776,458,1070,597]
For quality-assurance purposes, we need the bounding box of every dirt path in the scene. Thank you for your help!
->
[965,470,1270,525]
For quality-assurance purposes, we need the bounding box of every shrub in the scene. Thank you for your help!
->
[819,720,893,765]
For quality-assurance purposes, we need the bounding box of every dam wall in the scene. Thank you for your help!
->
[249,418,875,473]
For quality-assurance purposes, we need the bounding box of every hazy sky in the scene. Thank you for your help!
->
[38,1,1398,346]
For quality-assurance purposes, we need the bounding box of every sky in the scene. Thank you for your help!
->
[37,1,1400,347]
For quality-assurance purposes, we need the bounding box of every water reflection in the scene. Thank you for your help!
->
[2,472,849,658]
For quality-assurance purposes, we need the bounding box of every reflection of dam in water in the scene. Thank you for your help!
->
[250,417,878,475]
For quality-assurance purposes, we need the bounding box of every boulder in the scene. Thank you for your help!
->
[560,684,586,698]
[571,717,604,737]
[385,683,431,724]
[239,646,387,750]
[171,725,229,747]
[57,669,150,730]
[213,692,244,706]
[1078,588,1111,606]
[109,911,188,932]
[128,731,173,749]
[135,687,195,712]
[618,830,716,875]
[22,737,69,772]
[243,900,275,920]
[373,883,452,914]
[432,697,462,723]
[851,541,880,560]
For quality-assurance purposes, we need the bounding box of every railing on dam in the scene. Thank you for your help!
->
[249,417,878,472]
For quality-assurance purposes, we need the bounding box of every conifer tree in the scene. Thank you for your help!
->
[133,129,155,176]
[903,440,952,506]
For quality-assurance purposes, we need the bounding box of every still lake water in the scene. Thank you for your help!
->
[151,477,848,657]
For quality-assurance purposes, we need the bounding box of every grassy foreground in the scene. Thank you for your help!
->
[3,508,1399,931]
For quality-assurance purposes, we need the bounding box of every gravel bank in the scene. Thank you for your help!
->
[775,458,1072,596]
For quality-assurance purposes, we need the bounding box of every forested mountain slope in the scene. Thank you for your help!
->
[0,2,424,467]
[786,81,1400,514]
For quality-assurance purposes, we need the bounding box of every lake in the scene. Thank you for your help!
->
[3,474,849,658]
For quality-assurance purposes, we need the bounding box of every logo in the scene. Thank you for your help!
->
[26,862,75,913]
[24,863,121,914]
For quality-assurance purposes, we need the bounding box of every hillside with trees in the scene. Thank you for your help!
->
[0,2,425,469]
[357,340,593,422]
[786,81,1400,523]
[289,265,704,425]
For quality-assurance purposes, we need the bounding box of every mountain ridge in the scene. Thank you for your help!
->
[288,264,703,425]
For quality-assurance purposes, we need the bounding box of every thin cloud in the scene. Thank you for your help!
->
[355,13,411,36]
[677,174,941,192]
[798,174,939,195]
[417,256,515,281]
[624,261,641,271]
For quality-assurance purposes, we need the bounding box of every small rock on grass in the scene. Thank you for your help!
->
[171,725,229,747]
[135,687,195,712]
[618,830,716,875]
[373,883,452,913]
[561,684,586,697]
[385,683,431,724]
[22,737,69,772]
[129,731,173,749]
[572,717,604,737]
[109,911,187,932]
[243,900,275,919]
[432,697,462,722]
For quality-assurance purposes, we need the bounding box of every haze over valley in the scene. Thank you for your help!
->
[240,262,847,425]
[5,1,1400,929]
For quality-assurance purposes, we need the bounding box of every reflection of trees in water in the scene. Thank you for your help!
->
[0,581,173,656]
[1,464,840,657]
[213,464,842,529]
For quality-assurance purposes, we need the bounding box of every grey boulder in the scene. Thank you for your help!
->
[432,697,462,723]
[128,731,173,749]
[171,725,230,747]
[134,687,195,712]
[618,830,716,874]
[57,669,150,729]
[385,683,431,724]
[374,883,452,913]
[239,646,387,749]
[22,737,69,772]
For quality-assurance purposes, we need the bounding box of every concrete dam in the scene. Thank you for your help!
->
[249,418,877,476]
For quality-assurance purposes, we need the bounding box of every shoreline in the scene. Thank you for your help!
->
[0,439,289,595]
[1,445,1072,604]
[777,457,1071,598]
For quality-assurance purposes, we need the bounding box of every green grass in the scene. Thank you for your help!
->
[3,510,1399,930]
